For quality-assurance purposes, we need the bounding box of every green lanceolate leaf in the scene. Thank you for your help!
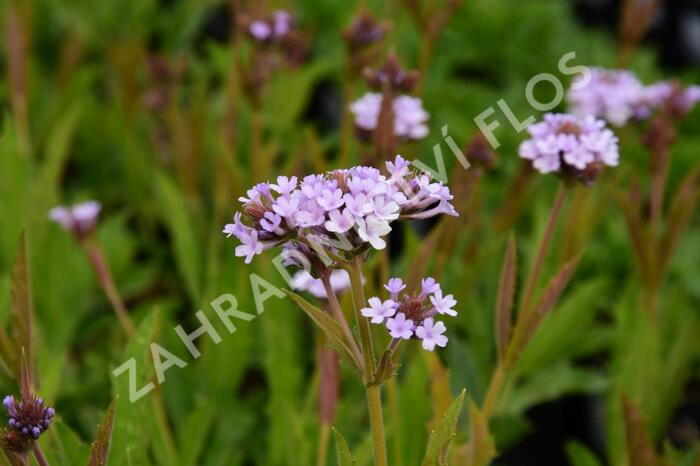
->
[333,428,357,466]
[283,289,363,373]
[495,233,517,362]
[154,172,202,304]
[88,399,117,466]
[422,389,466,466]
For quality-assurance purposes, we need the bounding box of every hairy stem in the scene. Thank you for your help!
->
[347,258,387,466]
[84,242,136,337]
[348,258,375,378]
[32,445,49,466]
[481,363,505,419]
[366,384,388,466]
[519,185,568,315]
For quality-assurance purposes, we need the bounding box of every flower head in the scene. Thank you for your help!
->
[223,156,457,275]
[1,394,54,453]
[365,276,457,351]
[49,201,101,240]
[518,113,619,185]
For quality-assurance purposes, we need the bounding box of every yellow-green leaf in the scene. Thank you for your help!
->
[422,389,466,466]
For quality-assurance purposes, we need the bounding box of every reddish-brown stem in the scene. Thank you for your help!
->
[519,185,568,315]
[32,445,49,466]
[339,80,355,167]
[84,241,136,337]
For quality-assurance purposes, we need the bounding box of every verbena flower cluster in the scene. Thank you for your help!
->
[350,93,429,141]
[362,277,457,351]
[568,67,700,125]
[248,10,294,42]
[518,113,619,184]
[49,201,101,240]
[223,155,457,268]
[2,395,54,452]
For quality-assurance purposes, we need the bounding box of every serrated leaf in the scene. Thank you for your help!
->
[88,400,117,466]
[283,290,362,373]
[109,311,159,465]
[521,253,581,349]
[495,233,517,362]
[333,428,357,466]
[622,395,657,466]
[10,232,33,382]
[422,389,466,466]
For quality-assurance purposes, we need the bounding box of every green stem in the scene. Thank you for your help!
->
[348,258,375,378]
[317,423,331,466]
[347,258,387,466]
[366,384,388,466]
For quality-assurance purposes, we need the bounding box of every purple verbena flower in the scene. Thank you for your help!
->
[384,278,406,300]
[386,313,414,340]
[361,297,396,324]
[415,318,448,351]
[430,290,458,317]
[49,200,101,240]
[272,10,293,37]
[247,10,295,43]
[249,21,272,41]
